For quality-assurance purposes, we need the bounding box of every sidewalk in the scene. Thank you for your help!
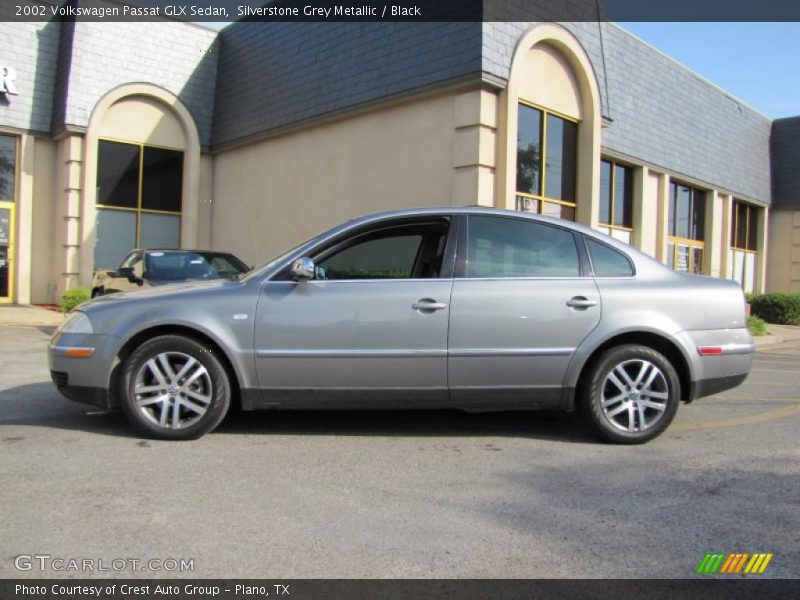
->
[754,324,800,348]
[0,305,66,327]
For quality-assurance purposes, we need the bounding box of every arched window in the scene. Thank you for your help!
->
[94,139,184,269]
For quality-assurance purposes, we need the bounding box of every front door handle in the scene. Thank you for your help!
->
[566,296,598,309]
[412,299,447,311]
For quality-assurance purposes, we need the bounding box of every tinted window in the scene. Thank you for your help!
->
[206,255,249,278]
[145,252,214,282]
[599,160,612,225]
[466,216,580,278]
[544,114,577,202]
[316,222,449,280]
[613,164,633,228]
[142,147,183,212]
[586,238,634,277]
[0,134,16,202]
[516,104,542,196]
[97,140,140,208]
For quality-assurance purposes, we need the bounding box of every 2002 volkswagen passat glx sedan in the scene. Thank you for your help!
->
[49,207,753,443]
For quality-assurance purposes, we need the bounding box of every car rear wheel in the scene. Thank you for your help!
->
[580,344,680,444]
[119,335,231,440]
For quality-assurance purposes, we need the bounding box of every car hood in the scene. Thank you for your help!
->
[88,278,241,304]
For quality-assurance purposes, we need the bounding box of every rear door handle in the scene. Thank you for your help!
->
[566,296,598,309]
[412,299,447,311]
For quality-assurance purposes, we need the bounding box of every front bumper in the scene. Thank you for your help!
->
[48,332,117,409]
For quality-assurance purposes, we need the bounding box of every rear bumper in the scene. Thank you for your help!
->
[676,328,754,402]
[691,372,749,400]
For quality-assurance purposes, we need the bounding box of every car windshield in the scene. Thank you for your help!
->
[239,222,345,283]
[144,252,248,282]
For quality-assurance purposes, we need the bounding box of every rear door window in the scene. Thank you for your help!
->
[465,216,580,278]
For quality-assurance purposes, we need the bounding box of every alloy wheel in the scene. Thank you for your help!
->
[600,359,669,433]
[133,351,213,430]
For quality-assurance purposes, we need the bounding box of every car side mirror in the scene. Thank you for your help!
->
[289,257,315,281]
[117,267,142,285]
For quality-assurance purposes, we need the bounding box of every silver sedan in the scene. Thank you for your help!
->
[48,207,753,443]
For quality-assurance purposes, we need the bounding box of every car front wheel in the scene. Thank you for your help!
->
[119,335,231,440]
[580,344,680,444]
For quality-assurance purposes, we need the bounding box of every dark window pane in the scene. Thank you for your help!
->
[747,206,758,251]
[613,164,633,228]
[691,189,705,241]
[545,114,577,201]
[675,185,691,238]
[516,105,542,196]
[0,135,16,202]
[692,247,704,274]
[94,209,136,269]
[668,182,676,236]
[587,238,634,277]
[97,140,140,208]
[319,232,427,280]
[141,147,183,213]
[466,216,579,278]
[0,208,9,297]
[599,160,612,225]
[734,202,747,249]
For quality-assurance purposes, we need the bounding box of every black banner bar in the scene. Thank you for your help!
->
[4,0,800,23]
[1,580,800,600]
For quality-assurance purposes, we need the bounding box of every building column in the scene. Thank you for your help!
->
[14,134,34,305]
[655,172,669,263]
[55,134,84,296]
[451,88,497,206]
[719,193,733,280]
[705,189,723,278]
[755,206,769,293]
[632,166,658,257]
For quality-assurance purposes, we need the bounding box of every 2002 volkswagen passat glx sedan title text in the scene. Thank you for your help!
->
[49,207,753,443]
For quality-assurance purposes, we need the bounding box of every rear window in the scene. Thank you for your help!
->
[466,216,580,278]
[586,238,634,277]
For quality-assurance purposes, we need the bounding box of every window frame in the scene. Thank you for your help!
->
[455,214,590,280]
[273,216,458,282]
[95,137,184,250]
[582,235,637,279]
[731,200,759,253]
[666,181,706,274]
[598,159,634,240]
[514,99,580,220]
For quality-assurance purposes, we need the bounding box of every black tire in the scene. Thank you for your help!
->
[119,335,231,440]
[91,287,102,298]
[580,344,680,444]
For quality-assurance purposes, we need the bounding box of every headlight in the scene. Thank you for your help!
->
[56,311,94,335]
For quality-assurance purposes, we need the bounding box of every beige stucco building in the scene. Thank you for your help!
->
[1,16,797,305]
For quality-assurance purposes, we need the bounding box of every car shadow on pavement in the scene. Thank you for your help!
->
[0,382,134,438]
[216,407,597,443]
[1,382,598,443]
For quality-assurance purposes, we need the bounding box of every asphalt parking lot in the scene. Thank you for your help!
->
[0,325,798,579]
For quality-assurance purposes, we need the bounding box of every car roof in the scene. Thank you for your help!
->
[345,205,605,240]
[134,249,233,255]
[341,205,669,275]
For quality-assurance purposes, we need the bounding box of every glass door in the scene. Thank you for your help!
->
[0,203,12,302]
